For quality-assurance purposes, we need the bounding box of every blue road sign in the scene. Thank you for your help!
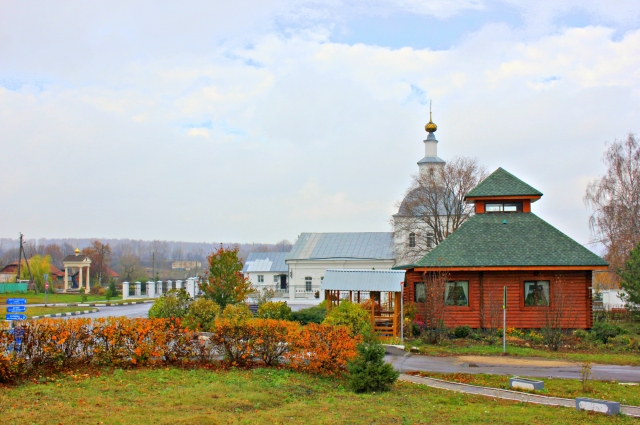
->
[6,298,27,305]
[7,306,26,313]
[6,314,27,321]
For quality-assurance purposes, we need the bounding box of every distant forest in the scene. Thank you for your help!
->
[0,237,292,282]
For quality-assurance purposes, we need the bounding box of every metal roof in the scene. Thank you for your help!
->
[320,269,405,292]
[286,232,395,261]
[242,252,289,273]
[417,156,446,164]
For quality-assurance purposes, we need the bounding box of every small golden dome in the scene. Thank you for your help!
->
[75,248,80,254]
[425,111,437,133]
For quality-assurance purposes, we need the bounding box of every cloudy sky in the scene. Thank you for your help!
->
[1,1,639,250]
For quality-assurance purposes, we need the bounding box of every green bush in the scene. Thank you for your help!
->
[453,325,472,339]
[219,303,253,323]
[105,280,118,300]
[323,301,372,337]
[257,301,292,320]
[183,298,221,332]
[290,301,326,325]
[591,322,625,344]
[148,289,192,319]
[346,340,399,393]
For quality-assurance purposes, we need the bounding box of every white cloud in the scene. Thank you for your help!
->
[0,2,638,246]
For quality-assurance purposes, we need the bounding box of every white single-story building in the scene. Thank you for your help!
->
[285,232,395,300]
[242,252,289,295]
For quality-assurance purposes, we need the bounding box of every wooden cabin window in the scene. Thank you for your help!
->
[524,281,549,306]
[414,282,426,302]
[445,281,469,306]
[409,232,416,248]
[485,202,523,213]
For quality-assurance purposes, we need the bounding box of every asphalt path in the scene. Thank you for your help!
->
[385,346,640,382]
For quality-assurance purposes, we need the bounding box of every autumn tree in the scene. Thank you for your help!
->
[585,134,640,277]
[200,246,253,309]
[394,156,487,265]
[619,242,640,309]
[81,240,112,285]
[21,255,52,293]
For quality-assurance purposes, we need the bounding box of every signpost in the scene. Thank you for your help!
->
[5,297,27,352]
[503,286,507,354]
[44,273,49,306]
[7,306,26,313]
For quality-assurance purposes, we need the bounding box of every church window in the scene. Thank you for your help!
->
[305,277,312,292]
[258,275,264,283]
[409,232,416,248]
[429,169,435,178]
[485,202,522,212]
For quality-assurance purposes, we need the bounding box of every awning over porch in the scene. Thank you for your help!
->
[320,269,405,293]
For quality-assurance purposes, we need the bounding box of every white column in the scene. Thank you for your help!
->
[78,267,83,291]
[288,275,295,300]
[175,280,182,290]
[64,267,68,292]
[167,280,173,291]
[156,281,163,296]
[122,282,129,300]
[86,265,90,292]
[135,281,141,296]
[147,280,156,298]
[186,278,196,298]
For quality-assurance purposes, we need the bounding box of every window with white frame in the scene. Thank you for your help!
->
[524,281,550,306]
[445,281,469,306]
[257,275,264,283]
[409,232,416,248]
[273,275,279,283]
[305,277,312,292]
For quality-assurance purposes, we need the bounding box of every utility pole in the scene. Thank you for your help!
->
[16,233,22,282]
[99,243,104,286]
[152,252,155,281]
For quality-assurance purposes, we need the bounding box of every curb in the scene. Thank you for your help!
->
[76,300,155,307]
[31,309,99,319]
[399,373,640,418]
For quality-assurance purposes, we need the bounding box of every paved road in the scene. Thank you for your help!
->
[63,303,153,319]
[385,346,640,382]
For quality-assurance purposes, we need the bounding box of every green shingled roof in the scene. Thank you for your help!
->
[395,212,607,269]
[466,167,543,198]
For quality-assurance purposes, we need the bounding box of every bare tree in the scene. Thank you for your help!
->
[420,271,449,344]
[585,134,640,276]
[394,156,487,264]
[482,290,503,344]
[274,239,293,252]
[541,275,577,351]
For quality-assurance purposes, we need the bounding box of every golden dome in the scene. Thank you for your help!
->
[425,111,437,133]
[75,248,80,254]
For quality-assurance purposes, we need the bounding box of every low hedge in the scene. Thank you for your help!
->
[0,317,359,383]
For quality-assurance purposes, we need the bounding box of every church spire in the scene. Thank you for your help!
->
[425,100,437,133]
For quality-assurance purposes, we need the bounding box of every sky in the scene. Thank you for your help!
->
[1,1,639,251]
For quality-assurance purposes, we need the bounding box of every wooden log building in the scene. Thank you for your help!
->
[395,167,608,329]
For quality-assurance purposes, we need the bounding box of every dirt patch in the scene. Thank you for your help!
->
[456,356,576,367]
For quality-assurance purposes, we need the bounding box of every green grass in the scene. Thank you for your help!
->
[409,341,640,366]
[412,372,640,406]
[0,368,636,424]
[24,306,97,318]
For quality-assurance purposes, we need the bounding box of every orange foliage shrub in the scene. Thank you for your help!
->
[287,323,360,376]
[0,317,358,383]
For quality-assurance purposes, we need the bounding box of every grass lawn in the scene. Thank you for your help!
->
[411,372,640,406]
[410,341,640,366]
[24,306,97,318]
[0,368,636,424]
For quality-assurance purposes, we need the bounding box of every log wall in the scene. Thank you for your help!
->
[403,269,593,329]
